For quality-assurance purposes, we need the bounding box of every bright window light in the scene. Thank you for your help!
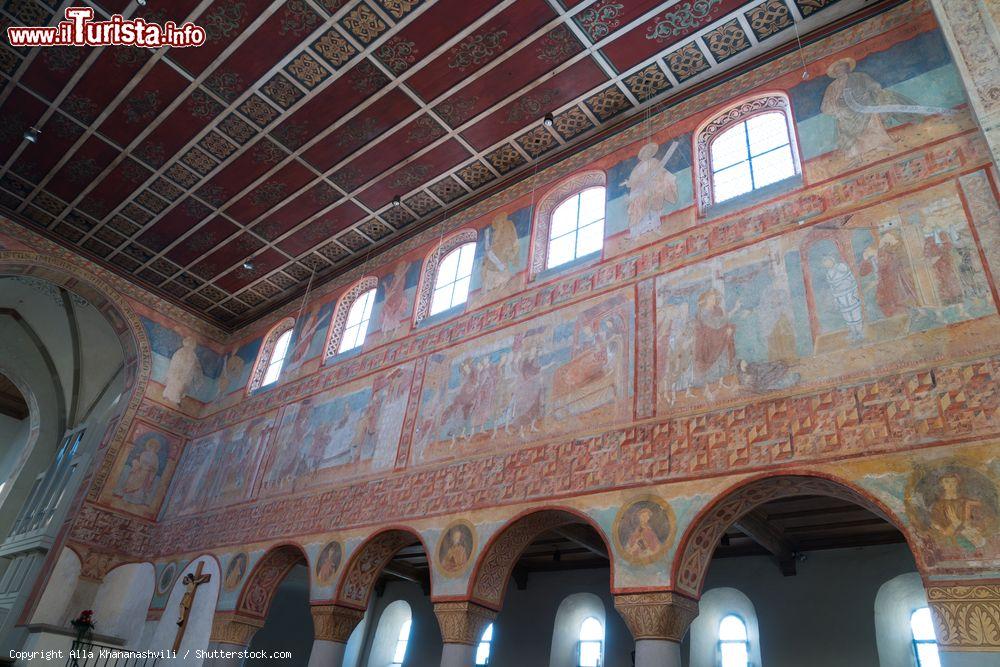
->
[391,618,412,667]
[338,288,376,354]
[429,242,475,316]
[548,187,605,270]
[711,111,795,204]
[578,617,603,667]
[475,622,494,665]
[260,329,292,386]
[718,614,749,667]
[911,607,941,667]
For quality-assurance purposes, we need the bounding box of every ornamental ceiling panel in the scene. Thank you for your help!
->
[0,0,866,329]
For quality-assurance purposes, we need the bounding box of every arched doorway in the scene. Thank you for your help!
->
[466,508,623,667]
[328,528,436,667]
[673,474,926,667]
[0,254,150,650]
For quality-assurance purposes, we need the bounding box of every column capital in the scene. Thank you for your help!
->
[75,544,126,582]
[613,592,699,642]
[210,611,265,647]
[433,601,497,645]
[927,580,1000,652]
[310,604,365,643]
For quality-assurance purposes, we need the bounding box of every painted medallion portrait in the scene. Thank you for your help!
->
[157,561,179,596]
[224,552,249,591]
[906,463,1000,558]
[613,495,675,565]
[315,540,343,586]
[437,521,476,576]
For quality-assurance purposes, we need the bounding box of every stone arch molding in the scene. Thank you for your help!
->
[234,543,308,621]
[334,528,427,610]
[672,473,917,599]
[529,170,606,279]
[0,252,152,503]
[468,508,614,611]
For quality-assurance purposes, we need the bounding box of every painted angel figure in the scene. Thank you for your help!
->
[163,336,200,405]
[821,57,954,165]
[622,141,679,239]
[482,214,520,297]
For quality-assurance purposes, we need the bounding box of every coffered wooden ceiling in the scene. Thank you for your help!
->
[0,0,873,329]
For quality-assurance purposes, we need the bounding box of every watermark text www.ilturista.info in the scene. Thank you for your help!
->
[6,7,206,48]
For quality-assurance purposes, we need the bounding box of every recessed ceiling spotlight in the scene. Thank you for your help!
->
[242,260,254,271]
[136,0,147,6]
[23,127,40,143]
[543,112,554,128]
[392,196,401,207]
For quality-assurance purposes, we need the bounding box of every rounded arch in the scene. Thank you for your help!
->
[467,506,614,611]
[0,252,152,625]
[334,527,429,610]
[413,229,478,325]
[671,472,918,599]
[235,543,308,621]
[323,276,379,360]
[529,170,606,279]
[692,90,801,213]
[247,316,296,393]
[151,553,221,652]
[0,364,41,510]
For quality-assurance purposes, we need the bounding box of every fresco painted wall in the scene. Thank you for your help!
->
[27,3,1000,621]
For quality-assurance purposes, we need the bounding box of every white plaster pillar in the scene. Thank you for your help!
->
[927,0,1000,167]
[308,604,364,667]
[306,639,347,667]
[634,639,684,667]
[614,592,699,667]
[439,642,476,667]
[927,581,1000,663]
[433,601,497,667]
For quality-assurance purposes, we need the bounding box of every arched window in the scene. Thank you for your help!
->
[718,615,750,667]
[413,229,478,324]
[578,616,603,667]
[391,618,412,667]
[430,242,475,316]
[475,622,494,665]
[323,276,378,360]
[547,187,606,270]
[910,607,941,667]
[368,600,411,667]
[696,94,799,211]
[247,317,295,393]
[530,171,606,279]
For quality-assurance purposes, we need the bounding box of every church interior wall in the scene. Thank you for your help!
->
[0,0,998,661]
[874,571,933,667]
[696,543,917,667]
[92,562,155,648]
[27,547,80,627]
[148,555,220,665]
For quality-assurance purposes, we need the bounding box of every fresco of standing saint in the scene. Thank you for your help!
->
[820,57,952,165]
[622,142,678,239]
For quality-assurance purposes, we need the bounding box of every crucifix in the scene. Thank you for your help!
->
[173,562,212,652]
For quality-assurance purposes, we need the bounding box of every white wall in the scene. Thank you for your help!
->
[94,562,155,647]
[367,600,412,667]
[875,572,931,667]
[30,547,80,626]
[692,543,918,667]
[150,555,220,665]
[689,588,762,667]
[549,592,606,667]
